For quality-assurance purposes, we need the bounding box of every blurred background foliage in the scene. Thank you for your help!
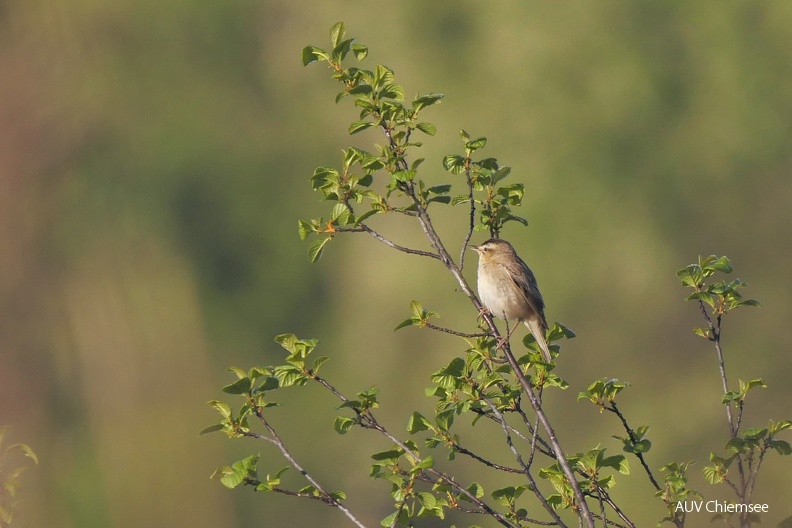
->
[1,1,791,526]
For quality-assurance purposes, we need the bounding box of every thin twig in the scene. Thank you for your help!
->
[246,413,368,528]
[593,490,634,528]
[699,300,747,496]
[424,322,489,338]
[459,155,476,270]
[744,444,768,506]
[451,443,523,474]
[591,513,628,528]
[337,225,441,260]
[242,480,327,501]
[605,402,661,491]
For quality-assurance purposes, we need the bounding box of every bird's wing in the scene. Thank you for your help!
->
[507,258,548,330]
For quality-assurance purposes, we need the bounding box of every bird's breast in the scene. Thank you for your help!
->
[478,262,532,321]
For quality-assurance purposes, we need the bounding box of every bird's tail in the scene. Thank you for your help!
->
[524,318,552,363]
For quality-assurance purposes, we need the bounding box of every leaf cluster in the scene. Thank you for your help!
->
[299,22,528,263]
[0,427,38,528]
[676,256,759,327]
[444,130,528,238]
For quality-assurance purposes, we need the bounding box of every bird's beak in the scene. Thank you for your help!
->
[469,244,481,253]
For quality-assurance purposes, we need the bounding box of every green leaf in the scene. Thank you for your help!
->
[442,155,466,174]
[431,357,466,389]
[686,291,715,307]
[491,485,527,506]
[330,21,345,48]
[298,219,313,240]
[334,416,356,435]
[208,400,232,419]
[197,423,221,436]
[739,378,767,395]
[257,467,290,491]
[725,437,748,454]
[465,482,484,500]
[742,427,767,440]
[416,491,436,509]
[770,419,792,435]
[257,376,280,392]
[600,454,630,474]
[349,120,374,134]
[490,166,512,185]
[547,322,576,341]
[770,440,792,455]
[394,318,416,331]
[412,456,434,472]
[708,256,733,274]
[451,194,470,206]
[311,355,330,374]
[332,39,353,62]
[354,209,379,226]
[703,465,724,484]
[352,44,368,61]
[216,455,259,489]
[301,46,329,66]
[721,390,740,404]
[676,264,702,288]
[274,333,298,352]
[407,412,431,434]
[371,449,403,463]
[416,122,437,136]
[633,439,651,453]
[223,377,252,395]
[299,484,320,496]
[330,203,352,225]
[435,409,455,431]
[380,83,405,100]
[393,170,416,182]
[465,137,487,151]
[308,236,332,263]
[427,184,451,195]
[693,326,710,339]
[226,366,247,379]
[412,93,444,111]
[379,511,398,528]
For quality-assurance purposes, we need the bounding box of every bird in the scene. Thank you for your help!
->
[470,238,552,362]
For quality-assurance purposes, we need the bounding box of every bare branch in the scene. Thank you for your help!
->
[424,322,489,338]
[337,225,441,260]
[459,156,476,270]
[451,443,523,474]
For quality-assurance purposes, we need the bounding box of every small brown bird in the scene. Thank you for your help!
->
[471,238,552,362]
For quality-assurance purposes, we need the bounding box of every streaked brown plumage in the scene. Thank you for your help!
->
[471,238,552,362]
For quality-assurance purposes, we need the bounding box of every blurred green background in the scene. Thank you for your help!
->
[2,1,791,526]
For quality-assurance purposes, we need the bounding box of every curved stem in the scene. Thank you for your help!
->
[248,412,368,528]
